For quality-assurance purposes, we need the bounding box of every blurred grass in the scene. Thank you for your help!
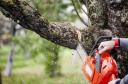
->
[0,46,89,84]
[3,74,87,84]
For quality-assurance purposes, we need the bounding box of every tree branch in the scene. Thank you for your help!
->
[0,0,113,53]
[0,0,81,49]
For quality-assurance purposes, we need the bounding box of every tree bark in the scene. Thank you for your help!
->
[0,0,110,51]
[106,0,128,78]
[0,0,127,78]
[0,0,80,49]
[85,0,128,78]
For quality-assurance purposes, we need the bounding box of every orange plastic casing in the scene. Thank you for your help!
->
[82,52,118,84]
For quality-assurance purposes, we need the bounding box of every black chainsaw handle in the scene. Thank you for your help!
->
[89,36,112,56]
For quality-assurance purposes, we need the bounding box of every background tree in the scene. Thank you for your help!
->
[0,68,2,84]
[2,21,17,77]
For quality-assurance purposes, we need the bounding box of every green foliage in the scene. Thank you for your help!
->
[1,43,88,83]
[12,30,62,77]
[44,44,61,77]
[31,0,78,22]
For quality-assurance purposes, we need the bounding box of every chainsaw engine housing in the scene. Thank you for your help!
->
[82,51,118,84]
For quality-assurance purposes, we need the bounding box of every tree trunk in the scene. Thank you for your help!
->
[0,0,128,78]
[2,21,16,76]
[2,43,16,76]
[0,71,2,84]
[86,0,128,78]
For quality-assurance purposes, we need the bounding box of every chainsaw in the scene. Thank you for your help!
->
[76,36,118,84]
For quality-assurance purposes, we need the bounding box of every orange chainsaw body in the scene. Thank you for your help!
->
[82,52,118,84]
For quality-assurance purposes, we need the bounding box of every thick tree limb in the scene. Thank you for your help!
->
[0,0,110,53]
[0,0,80,49]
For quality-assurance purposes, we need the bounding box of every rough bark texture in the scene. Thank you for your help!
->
[86,0,128,78]
[107,0,128,36]
[0,0,80,49]
[106,0,128,78]
[0,0,127,78]
[0,0,106,53]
